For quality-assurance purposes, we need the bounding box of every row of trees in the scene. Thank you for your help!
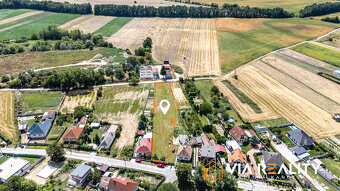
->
[8,68,106,90]
[0,0,92,14]
[321,16,340,24]
[299,2,340,17]
[94,4,293,18]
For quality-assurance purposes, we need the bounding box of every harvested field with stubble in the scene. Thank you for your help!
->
[229,65,340,139]
[94,85,150,149]
[0,91,17,140]
[60,15,114,34]
[108,18,220,77]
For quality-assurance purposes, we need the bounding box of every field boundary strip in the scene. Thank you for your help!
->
[151,81,178,163]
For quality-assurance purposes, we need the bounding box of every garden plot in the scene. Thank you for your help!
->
[94,85,149,149]
[232,65,340,139]
[171,83,189,109]
[108,18,220,77]
[18,91,64,114]
[0,91,17,140]
[254,57,340,114]
[0,10,43,25]
[60,89,96,113]
[60,15,114,34]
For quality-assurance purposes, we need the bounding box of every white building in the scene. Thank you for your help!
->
[0,157,30,182]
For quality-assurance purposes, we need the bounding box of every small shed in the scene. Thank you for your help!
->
[90,122,101,129]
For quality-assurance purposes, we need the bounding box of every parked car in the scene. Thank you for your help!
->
[19,144,24,149]
[135,159,141,163]
[157,164,164,168]
[259,146,265,150]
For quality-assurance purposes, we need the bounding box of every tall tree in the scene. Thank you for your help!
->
[215,170,237,191]
[46,142,65,163]
[158,183,179,191]
[176,163,192,184]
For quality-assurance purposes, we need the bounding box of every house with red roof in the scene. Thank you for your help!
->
[215,144,226,154]
[135,138,152,157]
[107,176,139,191]
[201,133,209,145]
[229,126,249,145]
[64,127,84,143]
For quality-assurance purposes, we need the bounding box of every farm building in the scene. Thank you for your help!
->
[0,157,30,182]
[139,65,153,79]
[177,145,192,161]
[68,164,91,186]
[27,120,53,140]
[64,127,84,143]
[287,130,314,149]
[152,68,159,79]
[78,116,88,128]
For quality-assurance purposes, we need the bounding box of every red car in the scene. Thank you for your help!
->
[157,164,164,168]
[135,159,141,163]
[259,146,265,150]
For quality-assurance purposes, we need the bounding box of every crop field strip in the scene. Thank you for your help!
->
[213,80,280,122]
[0,10,43,26]
[234,65,340,139]
[0,9,36,20]
[0,91,17,140]
[93,17,133,38]
[60,15,115,34]
[0,12,81,40]
[0,11,48,30]
[254,57,340,114]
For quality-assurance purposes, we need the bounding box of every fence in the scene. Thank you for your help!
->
[309,164,340,190]
[20,156,45,176]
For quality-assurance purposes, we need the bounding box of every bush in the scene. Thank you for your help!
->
[172,65,183,74]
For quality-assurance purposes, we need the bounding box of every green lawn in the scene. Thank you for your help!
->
[218,18,338,74]
[0,12,80,40]
[0,9,35,20]
[46,123,69,144]
[0,12,49,30]
[307,165,338,191]
[320,158,340,178]
[241,144,252,154]
[94,17,133,37]
[271,126,296,148]
[21,156,40,164]
[152,82,178,162]
[291,43,340,67]
[88,128,103,142]
[19,91,64,114]
[194,80,214,103]
[0,156,8,164]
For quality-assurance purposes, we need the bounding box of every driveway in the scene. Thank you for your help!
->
[247,148,262,179]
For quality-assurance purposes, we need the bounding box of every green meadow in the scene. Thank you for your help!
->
[94,17,133,38]
[0,9,34,20]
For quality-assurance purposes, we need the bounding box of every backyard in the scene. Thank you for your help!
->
[270,126,296,148]
[19,91,64,114]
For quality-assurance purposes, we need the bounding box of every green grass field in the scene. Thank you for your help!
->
[19,91,64,114]
[291,43,340,67]
[0,12,80,40]
[320,157,340,178]
[20,156,40,164]
[218,18,338,73]
[194,80,214,103]
[0,12,49,30]
[94,17,133,38]
[0,9,35,20]
[271,126,296,148]
[152,82,178,162]
[0,47,125,76]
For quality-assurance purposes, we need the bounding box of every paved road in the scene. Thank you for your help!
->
[0,148,177,183]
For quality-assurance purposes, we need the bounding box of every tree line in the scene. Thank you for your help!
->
[321,16,340,24]
[94,4,293,18]
[299,2,340,17]
[0,0,92,14]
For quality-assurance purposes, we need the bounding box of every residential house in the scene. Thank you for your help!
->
[190,136,202,147]
[255,125,268,135]
[244,129,258,139]
[208,140,216,146]
[215,145,226,154]
[64,127,84,143]
[27,120,53,140]
[90,122,101,129]
[100,164,109,173]
[99,172,112,189]
[178,134,189,146]
[262,151,283,172]
[287,130,314,148]
[291,146,310,160]
[228,149,247,172]
[135,138,152,157]
[201,133,209,145]
[152,68,159,79]
[226,140,241,151]
[177,145,192,161]
[229,126,248,145]
[139,65,153,79]
[100,126,117,150]
[42,111,56,121]
[0,158,30,182]
[68,164,91,186]
[198,145,216,161]
[107,176,139,191]
[78,116,88,128]
[137,130,145,136]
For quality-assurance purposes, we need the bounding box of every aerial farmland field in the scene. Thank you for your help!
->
[18,91,64,114]
[59,15,114,34]
[0,9,36,20]
[0,10,43,26]
[0,91,18,142]
[152,82,178,162]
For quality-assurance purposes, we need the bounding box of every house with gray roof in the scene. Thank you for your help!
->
[262,151,283,171]
[27,120,53,140]
[178,134,189,146]
[291,146,310,160]
[68,164,92,186]
[100,132,116,150]
[198,145,215,161]
[287,130,314,148]
[190,136,202,146]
